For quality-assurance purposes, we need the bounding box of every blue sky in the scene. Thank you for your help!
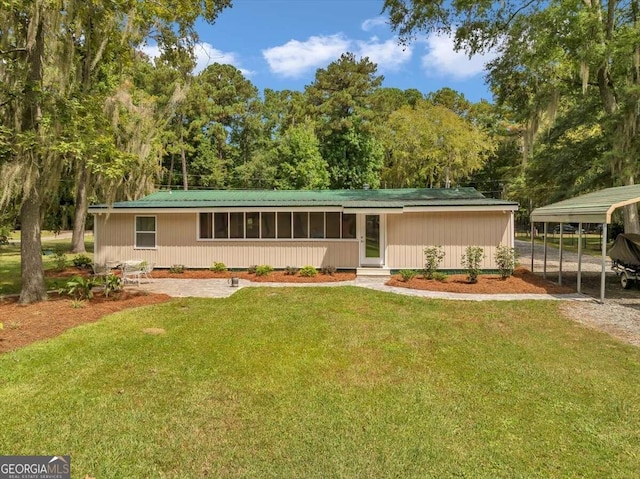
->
[148,0,498,103]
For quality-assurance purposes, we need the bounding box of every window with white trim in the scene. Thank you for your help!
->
[135,216,156,248]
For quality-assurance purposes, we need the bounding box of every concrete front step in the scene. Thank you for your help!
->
[356,267,392,277]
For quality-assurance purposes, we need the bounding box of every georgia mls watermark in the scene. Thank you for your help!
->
[0,456,70,479]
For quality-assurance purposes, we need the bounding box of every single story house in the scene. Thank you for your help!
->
[89,188,518,273]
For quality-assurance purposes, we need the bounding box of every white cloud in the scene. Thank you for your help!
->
[262,34,351,78]
[421,33,497,80]
[361,16,387,32]
[356,37,413,72]
[140,42,252,76]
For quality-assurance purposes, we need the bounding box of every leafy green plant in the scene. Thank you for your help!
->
[399,269,418,282]
[255,265,273,277]
[284,266,299,275]
[423,246,445,279]
[52,246,67,272]
[299,265,317,277]
[60,275,96,300]
[103,273,123,298]
[72,254,93,269]
[321,265,337,276]
[432,271,448,282]
[70,300,86,309]
[247,265,258,274]
[495,244,517,279]
[169,264,185,274]
[462,246,484,283]
[210,262,227,272]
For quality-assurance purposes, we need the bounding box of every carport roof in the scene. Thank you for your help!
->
[530,185,640,224]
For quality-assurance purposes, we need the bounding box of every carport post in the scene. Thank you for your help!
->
[543,222,548,279]
[530,222,535,272]
[600,222,607,303]
[558,224,563,286]
[577,222,583,293]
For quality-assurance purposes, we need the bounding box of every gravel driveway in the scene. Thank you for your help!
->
[516,239,640,346]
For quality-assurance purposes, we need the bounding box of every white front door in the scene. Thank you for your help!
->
[359,214,385,266]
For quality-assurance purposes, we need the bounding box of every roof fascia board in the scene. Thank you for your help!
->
[531,214,607,223]
[403,205,518,213]
[89,206,347,214]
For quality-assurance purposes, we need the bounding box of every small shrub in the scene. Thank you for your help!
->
[495,244,517,279]
[255,265,273,277]
[432,271,448,282]
[321,265,337,276]
[284,266,299,275]
[71,300,86,309]
[169,264,184,274]
[247,265,257,274]
[462,246,484,283]
[52,246,67,271]
[103,273,123,298]
[423,246,445,279]
[210,262,227,272]
[399,269,417,282]
[299,265,317,277]
[72,254,93,269]
[60,275,96,300]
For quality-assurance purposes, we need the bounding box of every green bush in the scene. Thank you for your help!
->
[495,244,517,279]
[210,262,227,272]
[52,246,67,272]
[255,265,273,277]
[432,271,448,282]
[423,246,445,279]
[399,269,418,282]
[321,265,337,276]
[103,273,123,298]
[60,275,96,300]
[462,246,484,283]
[299,265,317,277]
[284,266,299,276]
[169,264,184,274]
[72,254,93,269]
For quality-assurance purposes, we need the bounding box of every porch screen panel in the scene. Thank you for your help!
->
[230,212,244,239]
[293,212,308,238]
[214,213,228,239]
[342,213,356,239]
[309,212,324,238]
[199,213,213,239]
[246,212,260,239]
[277,212,292,238]
[326,212,340,238]
[261,212,276,238]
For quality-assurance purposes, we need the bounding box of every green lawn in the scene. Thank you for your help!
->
[1,288,639,478]
[516,232,610,257]
[0,236,94,295]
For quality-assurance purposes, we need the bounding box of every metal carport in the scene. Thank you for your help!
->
[530,184,640,303]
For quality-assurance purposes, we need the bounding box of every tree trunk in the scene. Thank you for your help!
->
[181,126,188,191]
[71,160,89,253]
[19,189,47,304]
[18,2,47,303]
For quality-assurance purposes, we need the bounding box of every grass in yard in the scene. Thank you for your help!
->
[0,236,94,295]
[516,232,610,257]
[1,288,639,477]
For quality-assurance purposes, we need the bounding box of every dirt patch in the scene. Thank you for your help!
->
[151,269,356,283]
[0,291,171,354]
[387,267,575,294]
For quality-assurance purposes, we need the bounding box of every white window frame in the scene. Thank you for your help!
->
[134,215,157,249]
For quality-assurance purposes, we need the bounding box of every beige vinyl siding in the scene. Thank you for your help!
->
[94,213,358,268]
[387,211,512,270]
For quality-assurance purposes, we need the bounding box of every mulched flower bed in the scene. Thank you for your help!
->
[386,267,575,294]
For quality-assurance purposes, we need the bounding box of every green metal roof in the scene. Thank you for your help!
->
[90,188,517,210]
[531,184,640,223]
